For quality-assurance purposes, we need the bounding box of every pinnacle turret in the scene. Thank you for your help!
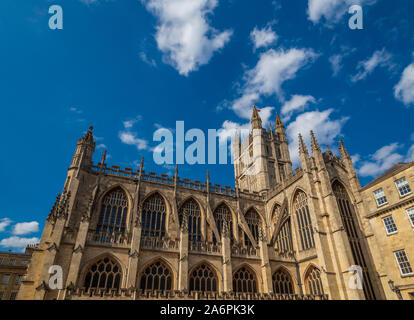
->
[310,130,320,153]
[250,105,262,129]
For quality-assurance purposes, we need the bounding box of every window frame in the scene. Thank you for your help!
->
[382,215,398,235]
[394,249,414,276]
[406,207,414,228]
[373,188,388,207]
[395,177,412,197]
[2,274,10,285]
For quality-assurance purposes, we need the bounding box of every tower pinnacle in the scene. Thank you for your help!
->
[251,105,262,129]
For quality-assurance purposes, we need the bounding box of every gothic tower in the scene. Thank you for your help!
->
[233,106,293,193]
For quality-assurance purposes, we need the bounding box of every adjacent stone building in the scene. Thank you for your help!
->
[16,107,414,300]
[359,162,414,299]
[0,247,33,300]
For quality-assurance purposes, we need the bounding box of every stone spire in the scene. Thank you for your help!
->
[70,126,96,170]
[251,105,262,129]
[99,149,107,172]
[298,133,309,156]
[326,144,333,158]
[275,112,284,128]
[339,139,350,160]
[310,130,321,153]
[274,112,287,142]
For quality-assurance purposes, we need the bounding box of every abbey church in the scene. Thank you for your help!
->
[16,107,414,300]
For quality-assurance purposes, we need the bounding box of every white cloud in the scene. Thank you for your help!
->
[281,94,315,122]
[0,236,39,251]
[139,51,157,67]
[231,48,318,119]
[351,49,393,83]
[250,26,278,50]
[70,107,83,114]
[119,132,148,150]
[142,0,233,76]
[394,62,414,106]
[286,109,349,165]
[411,133,414,141]
[12,222,39,236]
[406,145,414,162]
[96,143,107,150]
[123,116,142,129]
[351,154,360,164]
[358,143,404,177]
[329,54,343,77]
[307,0,375,24]
[0,218,12,232]
[119,116,148,150]
[218,107,274,142]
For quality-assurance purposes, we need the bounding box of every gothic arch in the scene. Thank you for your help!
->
[242,207,263,247]
[80,253,125,290]
[272,266,295,294]
[139,255,178,277]
[303,264,324,296]
[138,258,174,292]
[140,191,169,238]
[97,184,133,209]
[188,261,220,293]
[212,201,237,223]
[232,264,259,294]
[269,201,283,223]
[141,190,172,215]
[212,201,236,242]
[332,179,377,300]
[331,178,357,203]
[243,205,266,226]
[289,186,308,208]
[177,195,205,218]
[292,189,315,251]
[93,187,131,243]
[178,197,203,242]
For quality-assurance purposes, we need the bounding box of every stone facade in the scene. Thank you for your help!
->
[16,108,414,300]
[0,247,33,300]
[359,163,414,300]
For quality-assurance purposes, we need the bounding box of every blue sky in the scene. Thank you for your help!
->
[1,0,414,251]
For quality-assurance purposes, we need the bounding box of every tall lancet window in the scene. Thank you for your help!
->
[275,218,293,254]
[96,188,128,243]
[213,204,233,244]
[141,193,167,238]
[294,191,315,250]
[333,181,377,300]
[244,209,261,247]
[179,199,202,243]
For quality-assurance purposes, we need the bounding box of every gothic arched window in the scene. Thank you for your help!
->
[294,191,315,250]
[213,204,233,243]
[139,260,172,291]
[233,266,258,294]
[189,264,218,292]
[141,193,167,238]
[96,188,128,243]
[179,199,202,243]
[272,268,294,294]
[305,266,324,296]
[83,257,122,291]
[244,209,261,246]
[275,218,293,254]
[333,181,376,300]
